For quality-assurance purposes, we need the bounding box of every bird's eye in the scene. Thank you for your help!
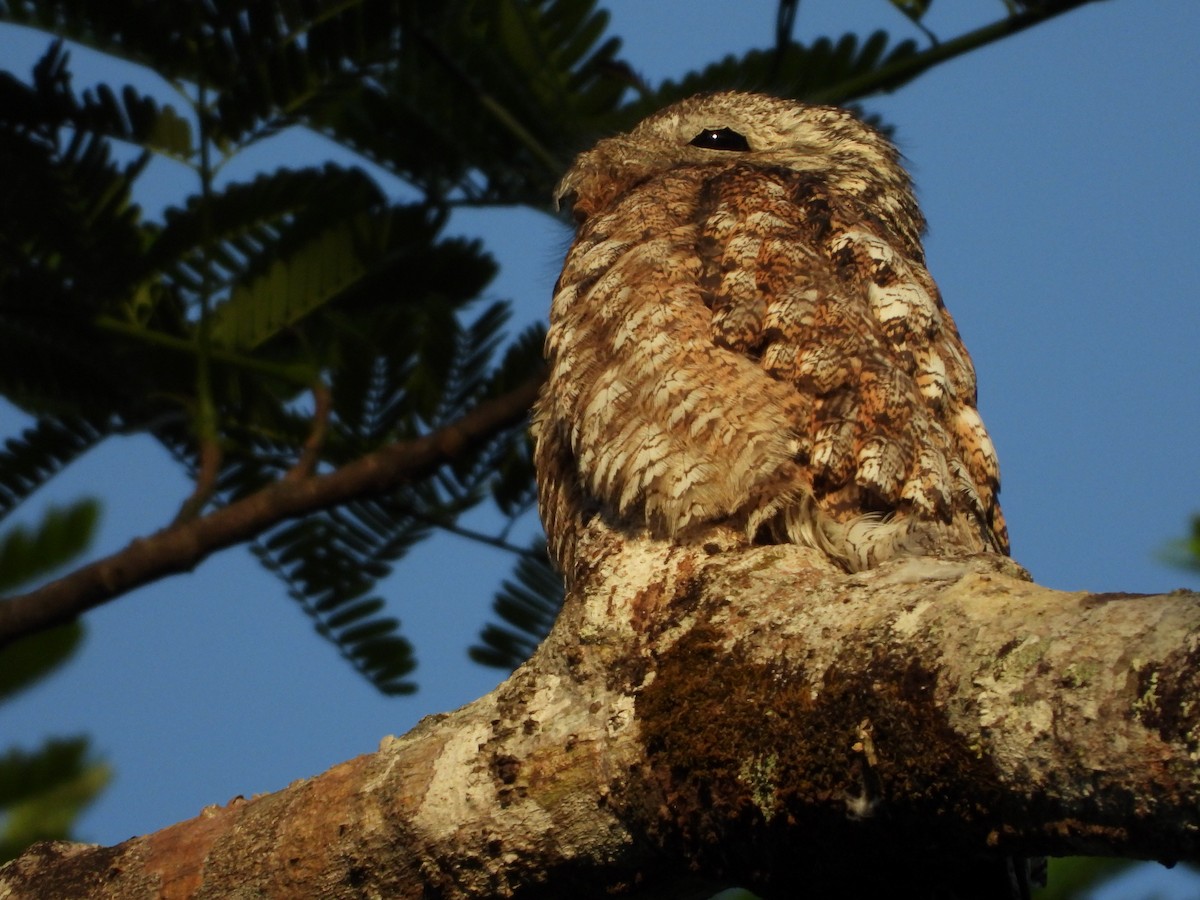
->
[689,127,751,152]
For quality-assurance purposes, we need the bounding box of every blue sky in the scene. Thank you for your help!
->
[2,2,1198,895]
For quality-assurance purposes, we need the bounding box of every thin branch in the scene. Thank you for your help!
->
[0,373,544,649]
[891,1,940,47]
[409,28,566,177]
[284,380,332,481]
[495,499,538,543]
[769,0,800,83]
[95,316,316,384]
[423,515,540,559]
[178,77,223,521]
[809,0,1102,104]
[173,437,222,523]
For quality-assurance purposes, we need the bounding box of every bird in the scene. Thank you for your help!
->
[532,91,1007,584]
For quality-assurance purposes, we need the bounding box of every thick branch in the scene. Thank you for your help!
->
[0,374,544,649]
[5,526,1198,898]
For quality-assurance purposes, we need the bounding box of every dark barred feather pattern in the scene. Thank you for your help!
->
[534,92,1006,580]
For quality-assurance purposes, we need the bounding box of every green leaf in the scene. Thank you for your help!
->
[0,737,111,864]
[1160,514,1200,574]
[0,738,91,808]
[0,500,100,594]
[147,164,382,287]
[1035,857,1139,900]
[0,623,85,703]
[205,200,489,355]
[210,219,366,349]
[304,0,628,207]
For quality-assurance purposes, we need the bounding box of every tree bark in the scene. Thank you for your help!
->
[4,521,1198,898]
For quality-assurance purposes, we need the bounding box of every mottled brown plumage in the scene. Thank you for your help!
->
[533,92,1006,582]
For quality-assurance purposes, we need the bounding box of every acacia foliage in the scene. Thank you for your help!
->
[0,0,1124,891]
[0,0,1099,689]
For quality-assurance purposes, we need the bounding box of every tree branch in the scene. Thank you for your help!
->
[813,0,1105,104]
[0,374,544,649]
[283,379,332,482]
[6,526,1197,897]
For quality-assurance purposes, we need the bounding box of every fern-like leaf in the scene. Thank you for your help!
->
[470,542,562,672]
[0,417,108,521]
[0,45,160,416]
[629,31,920,117]
[5,39,194,163]
[209,210,383,350]
[0,499,100,593]
[0,623,84,703]
[251,500,430,696]
[146,164,382,292]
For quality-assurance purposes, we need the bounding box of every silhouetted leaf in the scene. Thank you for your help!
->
[471,543,562,671]
[0,417,108,521]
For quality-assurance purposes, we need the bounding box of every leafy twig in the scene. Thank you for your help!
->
[810,0,1101,104]
[285,380,332,481]
[0,373,544,649]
